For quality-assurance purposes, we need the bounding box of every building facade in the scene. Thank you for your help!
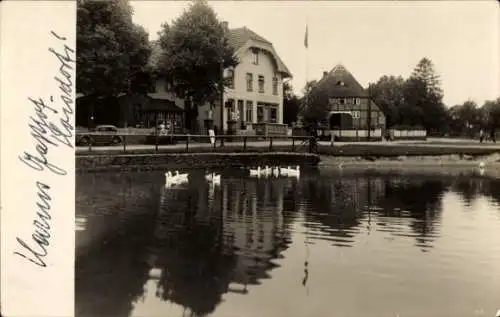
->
[76,25,292,135]
[313,64,386,140]
[206,27,292,135]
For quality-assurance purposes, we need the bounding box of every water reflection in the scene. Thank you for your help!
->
[76,171,500,317]
[298,176,448,252]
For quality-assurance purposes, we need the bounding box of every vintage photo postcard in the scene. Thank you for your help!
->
[1,1,499,317]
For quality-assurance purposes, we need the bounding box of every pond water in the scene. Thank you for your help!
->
[76,169,500,317]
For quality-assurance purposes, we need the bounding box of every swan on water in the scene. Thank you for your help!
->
[249,166,262,177]
[279,166,290,176]
[165,171,188,186]
[175,170,189,182]
[205,172,221,184]
[165,171,177,187]
[287,165,301,177]
[263,165,272,176]
[272,166,280,177]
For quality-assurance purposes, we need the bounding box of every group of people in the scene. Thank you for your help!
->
[479,128,496,143]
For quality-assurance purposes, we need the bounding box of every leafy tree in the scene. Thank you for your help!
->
[448,100,481,136]
[368,75,406,127]
[404,57,448,133]
[481,97,500,130]
[77,0,151,96]
[283,82,301,125]
[301,80,329,126]
[156,0,238,132]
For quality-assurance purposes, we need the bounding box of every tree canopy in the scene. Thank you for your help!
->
[77,0,151,96]
[368,75,406,127]
[300,80,330,126]
[156,0,238,131]
[404,57,447,132]
[448,98,500,136]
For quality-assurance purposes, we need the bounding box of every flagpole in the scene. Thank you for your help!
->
[305,8,309,113]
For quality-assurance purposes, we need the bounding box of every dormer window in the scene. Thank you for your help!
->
[252,49,259,65]
[336,80,345,87]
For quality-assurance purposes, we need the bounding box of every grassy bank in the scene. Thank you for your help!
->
[316,143,500,157]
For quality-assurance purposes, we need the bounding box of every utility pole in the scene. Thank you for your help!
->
[367,85,372,141]
[220,59,225,147]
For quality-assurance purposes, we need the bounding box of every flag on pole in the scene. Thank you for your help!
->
[304,24,308,48]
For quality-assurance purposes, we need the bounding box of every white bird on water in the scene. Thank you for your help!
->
[165,170,189,186]
[205,172,221,185]
[175,170,189,182]
[263,165,272,177]
[272,166,280,177]
[495,308,500,317]
[249,166,262,177]
[165,171,177,187]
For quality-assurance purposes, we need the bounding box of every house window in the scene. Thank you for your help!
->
[246,101,253,123]
[225,100,234,121]
[272,77,278,95]
[258,75,265,93]
[270,107,277,123]
[246,73,253,92]
[257,106,264,123]
[355,98,361,105]
[252,49,259,65]
[227,69,235,89]
[352,111,360,119]
[339,99,345,105]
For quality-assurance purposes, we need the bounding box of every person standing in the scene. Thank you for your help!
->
[479,128,484,143]
[490,128,496,143]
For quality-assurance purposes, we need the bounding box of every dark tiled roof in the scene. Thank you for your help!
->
[143,97,184,112]
[147,27,292,78]
[228,27,291,78]
[227,27,271,49]
[315,64,368,98]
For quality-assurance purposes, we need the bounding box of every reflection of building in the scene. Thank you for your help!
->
[298,176,385,247]
[221,178,294,286]
[297,174,448,251]
[132,177,296,317]
[312,64,386,140]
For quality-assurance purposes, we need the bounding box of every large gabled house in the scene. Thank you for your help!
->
[311,64,386,140]
[212,26,293,135]
[123,24,293,135]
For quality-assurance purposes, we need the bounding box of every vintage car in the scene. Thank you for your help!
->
[76,125,123,146]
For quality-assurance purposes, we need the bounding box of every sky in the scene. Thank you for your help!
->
[131,1,499,107]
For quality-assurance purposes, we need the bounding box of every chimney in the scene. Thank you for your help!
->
[222,21,228,29]
[323,71,328,78]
